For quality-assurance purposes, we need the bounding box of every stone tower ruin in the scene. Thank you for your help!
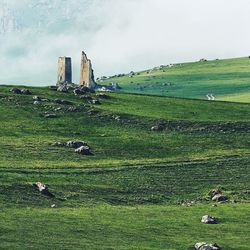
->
[80,51,96,89]
[57,57,72,85]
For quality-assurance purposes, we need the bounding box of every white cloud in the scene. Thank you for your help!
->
[1,0,250,85]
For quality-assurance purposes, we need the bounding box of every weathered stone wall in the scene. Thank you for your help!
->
[57,57,72,85]
[80,51,96,89]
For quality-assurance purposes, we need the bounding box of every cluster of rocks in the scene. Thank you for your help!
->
[10,88,32,95]
[33,96,48,105]
[209,188,228,202]
[73,86,95,96]
[52,140,92,155]
[96,82,121,92]
[195,242,220,250]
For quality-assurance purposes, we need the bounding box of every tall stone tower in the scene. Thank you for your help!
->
[57,57,72,85]
[80,51,96,89]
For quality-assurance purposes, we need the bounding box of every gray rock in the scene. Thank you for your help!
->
[57,84,68,93]
[10,88,22,94]
[45,114,57,118]
[151,125,164,131]
[66,141,87,149]
[201,215,218,224]
[212,194,228,202]
[195,242,220,250]
[33,96,42,101]
[54,107,62,112]
[75,146,92,155]
[33,101,41,105]
[208,188,222,198]
[73,88,86,96]
[33,182,54,197]
[21,89,32,95]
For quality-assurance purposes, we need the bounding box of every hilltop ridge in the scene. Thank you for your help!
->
[98,57,250,103]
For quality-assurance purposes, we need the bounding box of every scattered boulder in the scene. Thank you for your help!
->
[66,141,87,149]
[10,88,22,94]
[33,101,41,105]
[209,188,228,202]
[55,99,73,105]
[45,113,57,118]
[21,89,32,95]
[57,84,68,93]
[33,96,42,101]
[54,107,62,112]
[209,188,222,198]
[33,182,54,197]
[151,124,165,131]
[112,115,121,121]
[10,88,32,95]
[79,86,95,93]
[96,93,111,99]
[212,194,228,202]
[75,146,92,155]
[195,242,220,250]
[201,215,218,224]
[73,88,86,96]
[91,99,101,105]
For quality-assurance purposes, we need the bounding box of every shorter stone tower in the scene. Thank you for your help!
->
[57,57,72,85]
[80,51,96,89]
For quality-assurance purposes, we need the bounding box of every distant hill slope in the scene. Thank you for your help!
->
[98,57,250,103]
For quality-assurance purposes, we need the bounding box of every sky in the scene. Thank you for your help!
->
[0,0,250,85]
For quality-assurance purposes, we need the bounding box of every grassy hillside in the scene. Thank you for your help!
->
[0,85,249,249]
[98,57,250,103]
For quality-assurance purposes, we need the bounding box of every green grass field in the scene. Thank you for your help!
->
[0,84,249,249]
[98,57,250,103]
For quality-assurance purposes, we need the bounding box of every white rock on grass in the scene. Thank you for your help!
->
[75,146,92,155]
[201,215,218,224]
[195,242,220,250]
[66,141,87,149]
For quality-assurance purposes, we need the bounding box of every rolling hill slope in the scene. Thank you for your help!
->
[0,85,249,249]
[98,57,250,103]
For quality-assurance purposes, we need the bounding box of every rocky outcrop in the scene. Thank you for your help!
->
[10,88,32,95]
[80,51,96,90]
